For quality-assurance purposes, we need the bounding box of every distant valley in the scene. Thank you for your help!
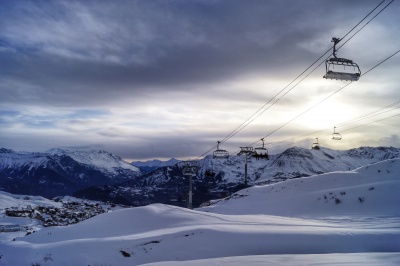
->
[1,146,399,207]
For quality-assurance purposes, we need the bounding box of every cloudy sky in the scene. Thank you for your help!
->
[1,0,399,161]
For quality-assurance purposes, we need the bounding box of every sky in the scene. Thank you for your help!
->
[0,0,399,161]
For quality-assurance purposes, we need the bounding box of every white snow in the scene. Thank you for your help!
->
[0,148,141,186]
[200,158,400,217]
[0,159,399,266]
[198,146,400,185]
[140,253,400,266]
[47,147,140,174]
[0,191,61,210]
[0,151,50,170]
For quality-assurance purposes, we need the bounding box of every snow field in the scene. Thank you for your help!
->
[201,159,400,216]
[1,204,399,265]
[140,253,400,266]
[0,191,61,209]
[0,158,399,265]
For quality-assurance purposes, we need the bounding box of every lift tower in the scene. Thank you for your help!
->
[238,147,254,187]
[182,162,200,209]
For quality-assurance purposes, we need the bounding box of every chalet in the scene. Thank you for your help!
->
[5,208,34,217]
[0,224,22,232]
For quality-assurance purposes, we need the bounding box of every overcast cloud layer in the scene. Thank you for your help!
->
[1,0,399,160]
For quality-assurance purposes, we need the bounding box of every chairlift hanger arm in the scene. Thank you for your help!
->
[331,37,341,58]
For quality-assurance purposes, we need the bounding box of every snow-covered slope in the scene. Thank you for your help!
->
[0,148,50,171]
[141,253,400,266]
[0,158,399,265]
[200,158,400,217]
[0,203,399,266]
[0,191,61,210]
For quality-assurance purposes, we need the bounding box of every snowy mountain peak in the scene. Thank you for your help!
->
[47,147,137,173]
[278,146,314,159]
[0,148,15,154]
[346,146,400,160]
[0,148,140,198]
[48,147,118,157]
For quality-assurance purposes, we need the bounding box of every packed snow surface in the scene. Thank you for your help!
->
[0,159,399,265]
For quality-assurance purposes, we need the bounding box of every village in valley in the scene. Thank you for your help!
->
[0,194,127,235]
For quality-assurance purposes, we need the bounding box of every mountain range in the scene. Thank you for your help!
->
[0,147,140,198]
[131,158,181,174]
[1,146,399,206]
[73,146,400,207]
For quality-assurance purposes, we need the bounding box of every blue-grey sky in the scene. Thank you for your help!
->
[1,0,399,161]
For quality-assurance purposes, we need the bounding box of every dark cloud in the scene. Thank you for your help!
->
[0,0,353,106]
[0,0,399,160]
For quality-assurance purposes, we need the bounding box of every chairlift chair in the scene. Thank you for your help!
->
[323,37,361,81]
[213,141,229,159]
[239,146,254,153]
[253,138,269,160]
[311,137,320,150]
[332,126,342,140]
[254,138,269,160]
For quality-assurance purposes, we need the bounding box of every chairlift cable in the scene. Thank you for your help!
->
[323,0,395,81]
[337,0,395,52]
[219,48,333,144]
[339,0,387,42]
[340,113,400,133]
[225,58,327,151]
[257,82,352,142]
[220,0,391,146]
[262,101,400,147]
[263,111,400,150]
[254,48,400,145]
[362,49,400,76]
[337,104,400,127]
[195,0,395,159]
